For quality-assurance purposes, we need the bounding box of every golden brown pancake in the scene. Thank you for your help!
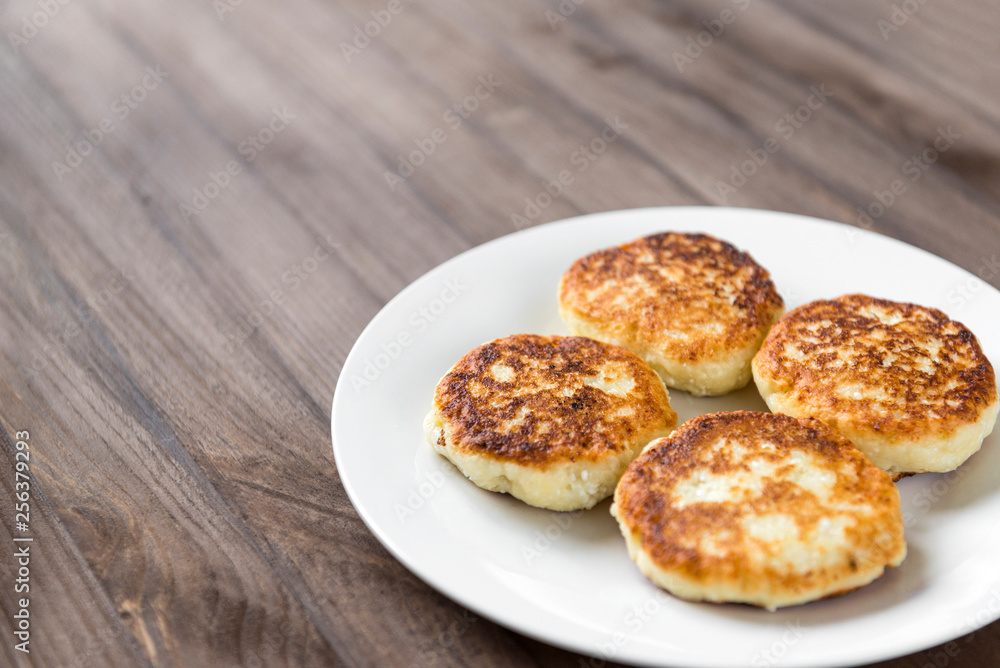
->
[753,294,999,477]
[611,411,906,610]
[559,232,784,396]
[424,334,677,511]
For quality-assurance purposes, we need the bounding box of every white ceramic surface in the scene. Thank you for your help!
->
[332,207,1000,668]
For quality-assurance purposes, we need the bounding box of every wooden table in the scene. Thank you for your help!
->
[2,0,999,665]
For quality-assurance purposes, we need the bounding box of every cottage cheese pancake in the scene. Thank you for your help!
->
[425,334,677,511]
[611,411,906,610]
[559,232,784,396]
[753,294,999,477]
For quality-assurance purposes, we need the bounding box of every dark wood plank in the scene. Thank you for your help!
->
[1,0,998,665]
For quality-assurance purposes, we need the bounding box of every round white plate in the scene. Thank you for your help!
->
[331,207,1000,668]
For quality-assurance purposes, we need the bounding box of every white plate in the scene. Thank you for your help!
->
[331,207,1000,668]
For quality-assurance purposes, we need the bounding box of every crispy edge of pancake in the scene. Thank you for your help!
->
[611,411,906,610]
[558,232,783,395]
[427,334,678,510]
[752,294,999,474]
[432,334,677,466]
[560,306,770,396]
[426,412,674,511]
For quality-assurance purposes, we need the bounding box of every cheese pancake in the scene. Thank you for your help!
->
[425,334,677,511]
[611,411,906,611]
[753,294,999,477]
[559,232,784,396]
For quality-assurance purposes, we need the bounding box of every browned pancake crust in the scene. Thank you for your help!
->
[753,294,997,441]
[614,411,903,596]
[433,334,676,468]
[558,233,784,363]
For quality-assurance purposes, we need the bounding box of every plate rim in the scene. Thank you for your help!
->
[331,205,1000,668]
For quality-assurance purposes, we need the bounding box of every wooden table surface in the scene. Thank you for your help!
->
[2,0,1000,666]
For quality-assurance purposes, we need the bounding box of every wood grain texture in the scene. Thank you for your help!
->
[1,0,998,666]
